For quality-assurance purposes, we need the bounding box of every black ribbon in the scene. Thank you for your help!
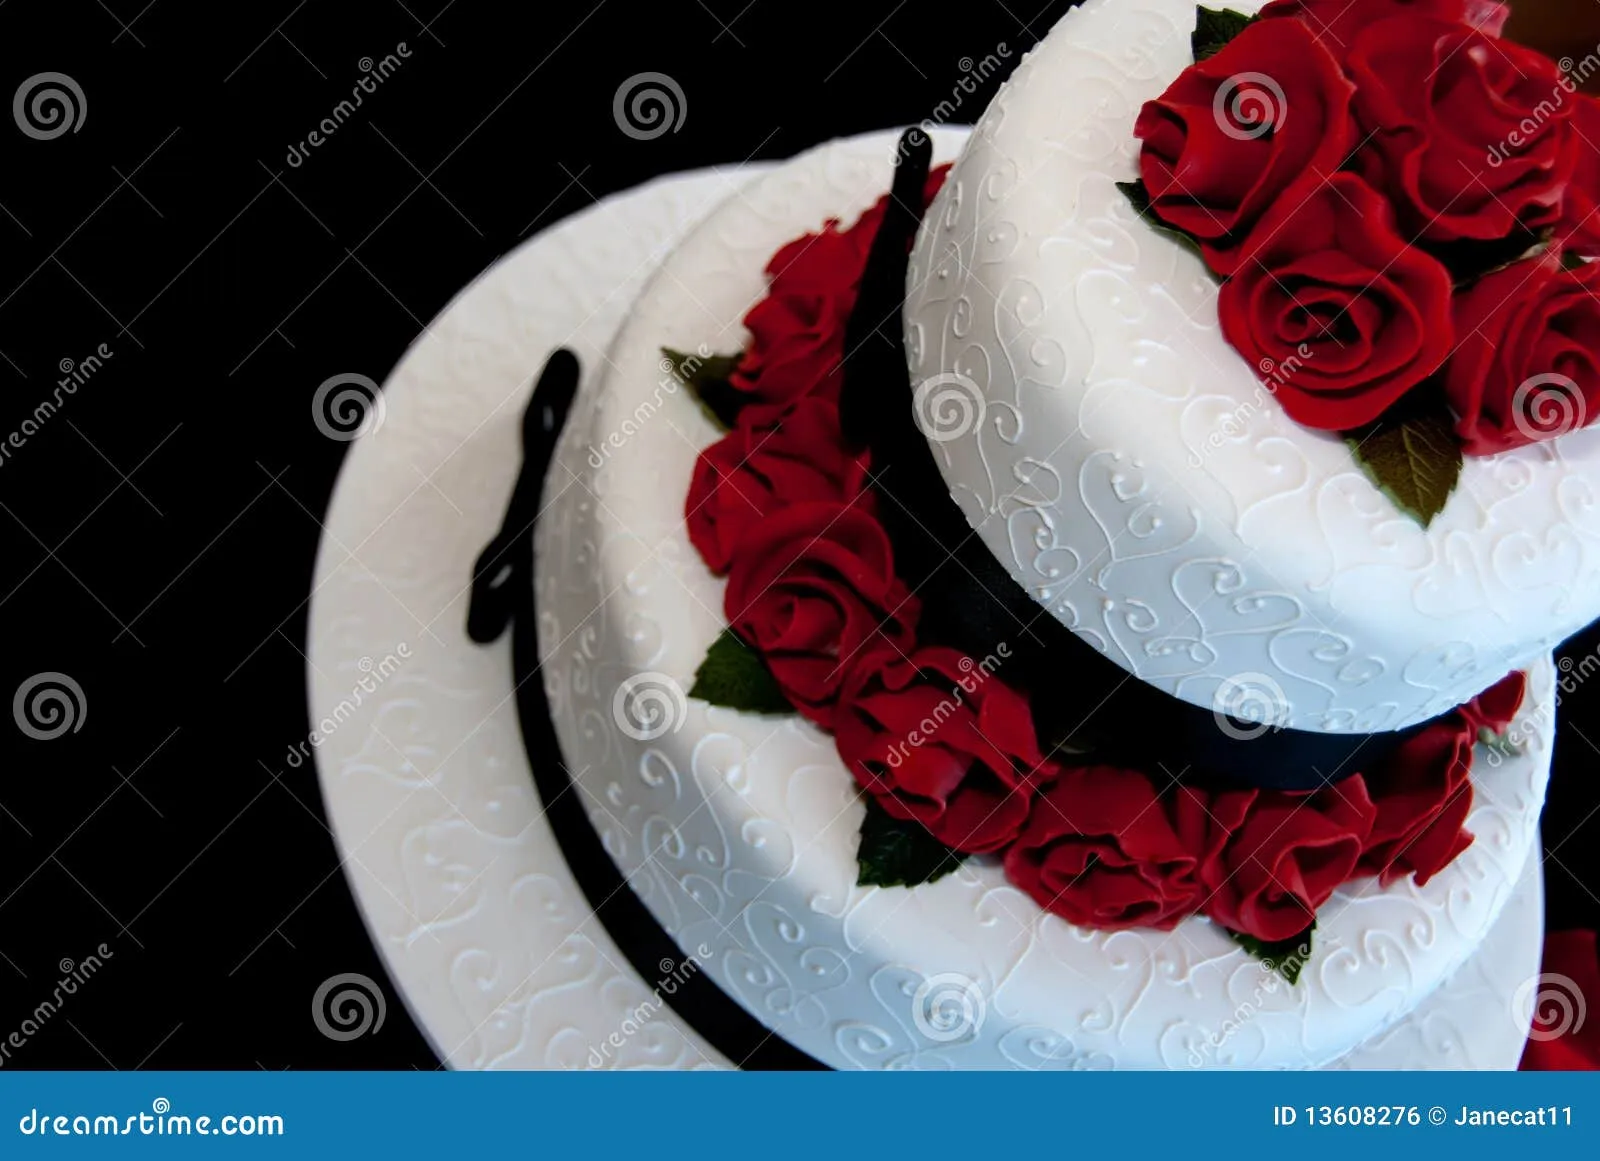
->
[469,351,825,1071]
[841,130,1450,791]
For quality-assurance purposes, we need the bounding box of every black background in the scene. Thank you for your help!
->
[0,0,1596,1070]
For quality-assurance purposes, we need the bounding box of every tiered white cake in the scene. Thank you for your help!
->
[533,0,1576,1068]
[903,0,1600,735]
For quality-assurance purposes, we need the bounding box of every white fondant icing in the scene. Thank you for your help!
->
[904,0,1600,732]
[534,129,1552,1069]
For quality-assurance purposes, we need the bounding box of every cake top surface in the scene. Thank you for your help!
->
[903,0,1600,733]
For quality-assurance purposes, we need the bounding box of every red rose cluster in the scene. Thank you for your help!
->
[685,165,1527,942]
[1007,671,1522,939]
[1134,0,1600,454]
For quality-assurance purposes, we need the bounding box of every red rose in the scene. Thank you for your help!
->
[1461,670,1527,738]
[1133,19,1356,275]
[1520,930,1600,1070]
[1347,16,1576,244]
[838,645,1057,854]
[724,501,919,729]
[1357,721,1475,887]
[1444,253,1600,455]
[1219,173,1454,430]
[1006,767,1202,930]
[686,398,871,574]
[731,167,949,423]
[1258,0,1508,52]
[1556,96,1600,258]
[1182,780,1377,943]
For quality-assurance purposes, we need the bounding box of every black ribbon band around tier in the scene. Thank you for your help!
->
[839,129,1455,791]
[469,351,825,1071]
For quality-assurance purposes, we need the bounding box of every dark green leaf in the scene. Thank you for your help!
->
[856,796,968,888]
[1193,6,1256,62]
[1228,923,1314,985]
[1116,179,1153,217]
[1345,408,1464,527]
[1116,180,1213,270]
[663,346,747,429]
[687,629,794,714]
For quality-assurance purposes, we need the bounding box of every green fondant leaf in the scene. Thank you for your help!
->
[687,629,794,714]
[663,346,747,429]
[1345,408,1464,527]
[1116,179,1153,217]
[1228,922,1314,985]
[1193,6,1256,62]
[856,796,967,888]
[1116,179,1213,269]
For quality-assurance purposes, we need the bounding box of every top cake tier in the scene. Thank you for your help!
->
[904,0,1600,734]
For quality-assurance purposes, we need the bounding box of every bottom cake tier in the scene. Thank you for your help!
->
[533,130,1554,1069]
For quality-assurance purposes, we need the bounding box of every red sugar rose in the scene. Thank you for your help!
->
[1347,16,1576,244]
[724,501,919,730]
[1557,96,1600,259]
[1519,930,1600,1070]
[1220,172,1454,430]
[1356,720,1475,887]
[1006,767,1202,931]
[838,645,1058,854]
[1444,253,1600,456]
[730,166,949,424]
[1182,780,1378,944]
[1461,670,1527,738]
[1134,18,1356,275]
[1258,0,1508,52]
[1357,671,1522,886]
[686,398,871,574]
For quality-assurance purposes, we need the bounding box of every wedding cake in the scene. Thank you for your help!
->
[516,0,1600,1068]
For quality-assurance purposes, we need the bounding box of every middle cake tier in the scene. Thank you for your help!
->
[533,130,1553,1070]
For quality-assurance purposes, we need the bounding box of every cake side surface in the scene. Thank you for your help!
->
[533,129,1554,1069]
[904,0,1600,734]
